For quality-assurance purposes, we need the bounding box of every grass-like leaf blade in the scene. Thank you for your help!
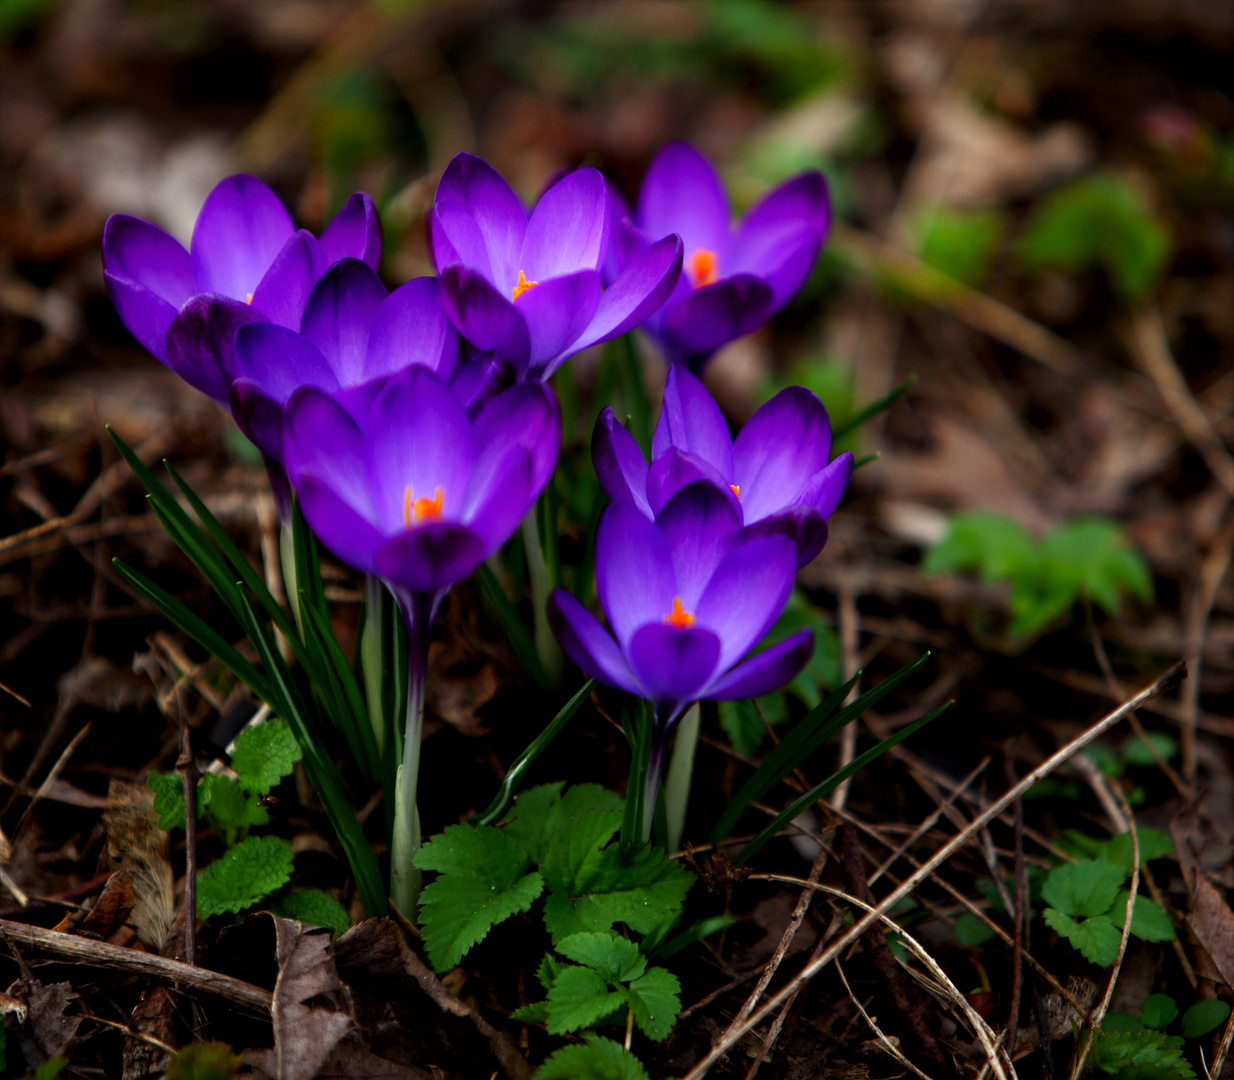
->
[832,375,916,440]
[476,562,550,691]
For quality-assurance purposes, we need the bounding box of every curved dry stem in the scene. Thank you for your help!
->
[836,960,937,1080]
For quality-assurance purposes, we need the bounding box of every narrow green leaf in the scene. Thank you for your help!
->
[832,375,916,440]
[477,680,594,827]
[476,562,550,691]
[654,912,739,960]
[737,699,949,863]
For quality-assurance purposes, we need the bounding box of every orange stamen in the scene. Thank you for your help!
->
[403,485,444,529]
[663,596,695,630]
[512,269,538,301]
[246,292,254,304]
[687,248,719,288]
[730,483,741,502]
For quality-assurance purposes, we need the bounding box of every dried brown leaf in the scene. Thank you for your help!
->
[76,868,136,940]
[121,986,181,1080]
[4,978,81,1067]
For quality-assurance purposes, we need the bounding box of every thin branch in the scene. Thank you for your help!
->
[683,663,1184,1079]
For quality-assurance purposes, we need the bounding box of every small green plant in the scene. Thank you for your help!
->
[414,783,690,1058]
[149,717,348,930]
[1018,172,1172,302]
[535,1034,648,1080]
[163,1041,245,1080]
[1041,829,1175,966]
[924,512,1152,639]
[1091,992,1230,1079]
[913,204,1005,289]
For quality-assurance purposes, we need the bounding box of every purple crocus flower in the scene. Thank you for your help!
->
[102,174,381,405]
[608,142,830,371]
[548,482,813,836]
[428,152,684,381]
[593,364,853,568]
[282,362,561,911]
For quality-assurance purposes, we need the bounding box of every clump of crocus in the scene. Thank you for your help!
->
[593,364,852,568]
[548,482,813,838]
[281,364,561,913]
[608,142,830,371]
[428,152,684,381]
[102,174,380,404]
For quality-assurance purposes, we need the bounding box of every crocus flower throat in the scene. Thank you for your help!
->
[687,248,719,288]
[664,596,694,629]
[404,486,444,528]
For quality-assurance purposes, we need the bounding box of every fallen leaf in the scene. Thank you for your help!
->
[121,986,181,1080]
[4,979,81,1067]
[76,869,135,940]
[1173,805,1234,988]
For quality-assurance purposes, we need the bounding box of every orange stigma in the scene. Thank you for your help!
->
[730,483,741,502]
[512,270,538,301]
[687,248,719,288]
[663,596,695,630]
[403,485,444,529]
[245,292,253,304]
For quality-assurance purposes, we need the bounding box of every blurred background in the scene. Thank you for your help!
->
[2,0,1234,960]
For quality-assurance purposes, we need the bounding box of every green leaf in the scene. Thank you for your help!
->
[1140,994,1179,1030]
[621,966,681,1041]
[543,892,590,942]
[555,842,693,943]
[503,782,623,864]
[200,774,268,834]
[272,889,351,936]
[1106,1011,1146,1033]
[954,911,996,946]
[1110,892,1176,943]
[510,1000,550,1024]
[1123,731,1179,768]
[914,205,1004,288]
[1101,828,1175,875]
[535,1034,649,1080]
[557,932,646,984]
[545,965,624,1034]
[1092,1027,1194,1080]
[230,718,302,794]
[29,1059,68,1080]
[1182,999,1231,1039]
[537,953,566,992]
[414,823,545,970]
[1043,908,1121,965]
[149,771,188,831]
[718,696,782,758]
[164,1040,244,1080]
[1018,173,1171,302]
[1041,858,1125,917]
[540,811,623,896]
[923,512,1035,584]
[196,836,295,919]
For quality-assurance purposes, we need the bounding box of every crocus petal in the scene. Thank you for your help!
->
[295,473,386,576]
[248,230,325,330]
[449,352,511,418]
[282,387,376,522]
[627,622,721,702]
[434,153,527,292]
[703,629,814,700]
[695,535,797,672]
[595,503,676,650]
[463,447,534,556]
[637,142,730,256]
[733,387,833,522]
[165,294,265,404]
[232,322,340,402]
[102,216,195,360]
[521,167,611,279]
[653,480,743,609]
[797,450,854,521]
[730,171,829,308]
[366,367,473,532]
[365,277,459,384]
[646,449,741,521]
[439,265,531,372]
[190,175,295,301]
[743,507,829,569]
[430,200,495,282]
[658,274,774,363]
[591,407,651,517]
[319,191,382,270]
[652,362,734,476]
[300,259,387,383]
[729,222,820,313]
[229,379,284,461]
[548,590,641,695]
[374,522,487,594]
[602,187,636,284]
[562,235,684,362]
[517,269,602,376]
[469,381,561,505]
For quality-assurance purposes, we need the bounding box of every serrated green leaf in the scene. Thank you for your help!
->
[924,512,1036,583]
[545,965,624,1035]
[621,966,681,1041]
[197,836,295,918]
[536,953,566,993]
[1140,994,1179,1030]
[1182,999,1230,1039]
[540,811,623,896]
[1093,1027,1194,1079]
[271,889,351,936]
[1101,828,1175,875]
[200,774,268,834]
[1042,858,1125,917]
[535,1034,649,1080]
[510,1000,551,1024]
[543,892,591,942]
[558,932,646,984]
[1110,892,1175,943]
[414,822,545,970]
[1043,908,1121,965]
[954,911,997,946]
[231,718,302,794]
[718,697,782,758]
[505,783,623,864]
[149,771,188,831]
[571,843,693,939]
